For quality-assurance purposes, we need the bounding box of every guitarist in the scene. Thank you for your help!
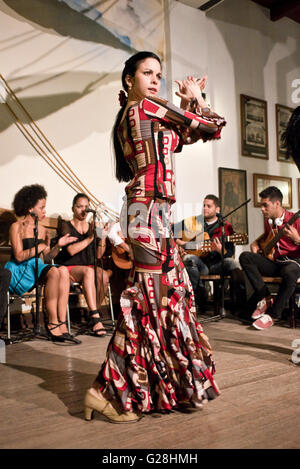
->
[174,194,243,312]
[239,186,300,330]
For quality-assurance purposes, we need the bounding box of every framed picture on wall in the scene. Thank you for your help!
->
[253,173,292,208]
[241,94,269,160]
[276,104,294,163]
[218,167,248,235]
[240,94,269,159]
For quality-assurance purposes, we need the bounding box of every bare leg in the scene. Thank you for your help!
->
[96,267,109,309]
[69,266,106,335]
[56,266,70,334]
[44,267,62,337]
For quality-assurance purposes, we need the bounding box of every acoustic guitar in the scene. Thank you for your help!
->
[257,209,300,260]
[185,232,248,258]
[112,244,133,270]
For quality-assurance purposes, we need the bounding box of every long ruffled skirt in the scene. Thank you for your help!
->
[95,198,219,413]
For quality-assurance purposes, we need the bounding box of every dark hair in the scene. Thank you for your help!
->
[72,193,89,207]
[281,106,300,171]
[13,184,47,217]
[204,194,220,208]
[259,186,283,204]
[113,51,162,182]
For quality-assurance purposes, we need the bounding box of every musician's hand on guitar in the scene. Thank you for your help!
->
[212,238,222,254]
[176,239,186,247]
[101,222,110,239]
[178,245,187,258]
[283,224,300,244]
[250,241,260,253]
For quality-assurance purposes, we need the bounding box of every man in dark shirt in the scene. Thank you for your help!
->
[175,194,244,311]
[240,186,300,330]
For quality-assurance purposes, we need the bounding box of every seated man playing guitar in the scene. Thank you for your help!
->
[106,221,131,271]
[239,186,300,330]
[102,221,132,319]
[174,194,246,311]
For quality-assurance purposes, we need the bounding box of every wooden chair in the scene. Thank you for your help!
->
[6,287,44,342]
[0,245,37,341]
[199,274,231,317]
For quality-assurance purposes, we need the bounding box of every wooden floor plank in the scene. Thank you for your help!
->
[1,317,300,449]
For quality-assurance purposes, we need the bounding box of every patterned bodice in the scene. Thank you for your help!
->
[118,96,226,203]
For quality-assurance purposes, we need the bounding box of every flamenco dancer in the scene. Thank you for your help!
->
[84,51,226,423]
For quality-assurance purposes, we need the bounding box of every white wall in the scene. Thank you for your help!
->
[168,0,300,256]
[0,0,299,250]
[0,0,165,219]
[168,0,214,223]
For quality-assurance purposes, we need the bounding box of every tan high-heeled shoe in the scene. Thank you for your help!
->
[84,390,142,424]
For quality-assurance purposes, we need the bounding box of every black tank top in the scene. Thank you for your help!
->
[55,221,96,266]
[22,238,45,250]
[11,238,45,260]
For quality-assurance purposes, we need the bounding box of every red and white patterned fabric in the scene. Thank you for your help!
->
[95,97,225,413]
[118,96,225,202]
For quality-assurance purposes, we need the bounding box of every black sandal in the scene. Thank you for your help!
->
[45,322,65,343]
[59,321,82,344]
[88,310,107,337]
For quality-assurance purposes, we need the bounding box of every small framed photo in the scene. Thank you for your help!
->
[218,167,248,235]
[240,94,268,159]
[276,104,295,163]
[253,173,292,208]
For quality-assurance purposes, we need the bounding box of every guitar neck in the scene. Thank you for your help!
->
[193,234,246,250]
[198,234,234,247]
[216,234,232,243]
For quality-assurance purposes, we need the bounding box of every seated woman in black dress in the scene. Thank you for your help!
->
[5,184,77,342]
[55,193,110,336]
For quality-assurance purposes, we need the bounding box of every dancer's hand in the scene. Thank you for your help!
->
[196,75,207,92]
[175,76,207,109]
[175,77,200,103]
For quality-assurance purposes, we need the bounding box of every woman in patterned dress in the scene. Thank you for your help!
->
[84,51,226,423]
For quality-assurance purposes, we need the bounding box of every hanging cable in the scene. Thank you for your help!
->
[0,73,119,222]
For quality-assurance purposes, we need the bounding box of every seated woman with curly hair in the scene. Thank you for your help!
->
[5,184,78,343]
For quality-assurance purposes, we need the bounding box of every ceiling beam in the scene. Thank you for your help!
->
[270,0,300,22]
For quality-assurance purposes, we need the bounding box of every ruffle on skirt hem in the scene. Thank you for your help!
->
[97,268,220,414]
